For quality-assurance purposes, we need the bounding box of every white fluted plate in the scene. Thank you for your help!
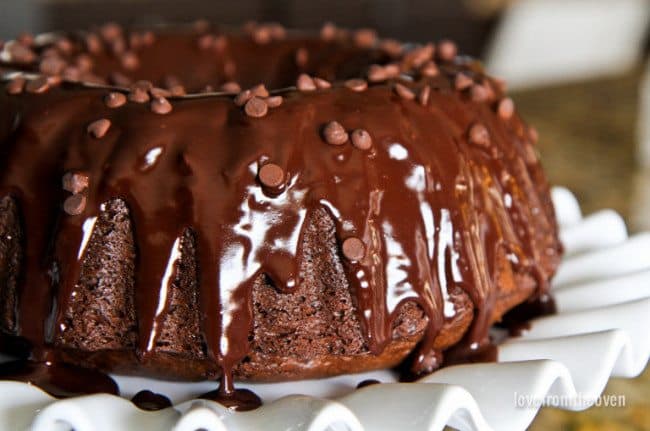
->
[1,186,649,431]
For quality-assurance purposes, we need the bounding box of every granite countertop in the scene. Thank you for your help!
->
[515,68,650,430]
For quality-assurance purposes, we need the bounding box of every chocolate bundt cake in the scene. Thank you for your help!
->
[0,22,562,402]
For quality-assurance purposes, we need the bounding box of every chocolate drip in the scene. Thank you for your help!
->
[0,26,562,400]
[0,359,118,398]
[131,390,173,411]
[356,379,381,389]
[199,386,262,411]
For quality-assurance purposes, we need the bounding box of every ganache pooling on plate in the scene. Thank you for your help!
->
[0,21,562,408]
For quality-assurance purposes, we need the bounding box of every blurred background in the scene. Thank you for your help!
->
[2,0,650,429]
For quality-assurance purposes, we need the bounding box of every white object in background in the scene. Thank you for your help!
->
[639,58,650,166]
[559,209,627,256]
[485,0,650,90]
[1,186,650,431]
[551,186,582,227]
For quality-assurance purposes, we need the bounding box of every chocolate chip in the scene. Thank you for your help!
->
[437,39,458,61]
[295,48,309,67]
[150,87,172,98]
[47,75,62,87]
[197,34,215,50]
[296,74,316,91]
[63,194,87,216]
[267,23,286,40]
[220,81,242,93]
[344,79,368,92]
[367,65,388,82]
[142,31,156,46]
[8,43,36,64]
[250,84,269,98]
[384,63,401,78]
[121,51,139,70]
[62,67,81,82]
[25,77,50,94]
[454,73,473,91]
[394,83,415,100]
[252,27,271,44]
[100,22,122,41]
[6,77,25,95]
[380,39,403,58]
[84,34,102,54]
[128,88,150,103]
[234,89,253,107]
[75,54,94,72]
[104,92,127,108]
[62,171,89,194]
[109,38,127,55]
[39,56,66,76]
[55,38,74,54]
[470,84,489,102]
[265,95,283,108]
[129,33,144,50]
[468,123,490,147]
[322,121,348,145]
[342,237,366,261]
[403,44,435,68]
[244,97,268,118]
[351,129,372,150]
[418,85,431,106]
[87,118,111,138]
[258,163,285,192]
[493,78,507,93]
[498,97,515,120]
[169,85,186,97]
[354,29,377,48]
[17,32,34,46]
[151,97,172,115]
[320,22,337,41]
[314,77,332,89]
[420,61,439,77]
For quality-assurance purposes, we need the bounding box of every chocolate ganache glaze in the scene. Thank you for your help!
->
[0,22,562,408]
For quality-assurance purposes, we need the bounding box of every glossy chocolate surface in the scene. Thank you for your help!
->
[0,23,561,407]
